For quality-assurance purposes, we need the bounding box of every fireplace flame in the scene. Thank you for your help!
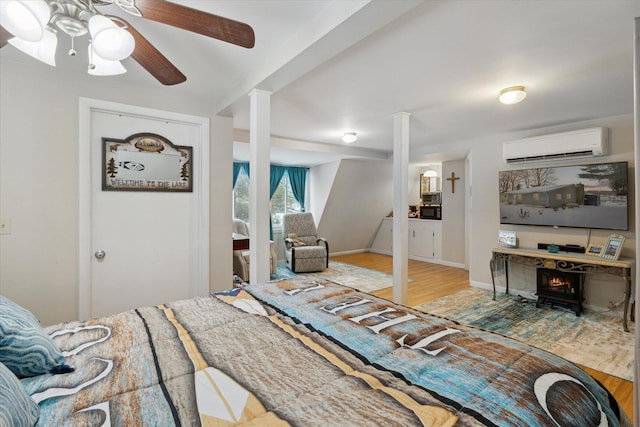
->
[548,277,569,288]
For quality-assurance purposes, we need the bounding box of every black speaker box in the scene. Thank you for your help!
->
[537,243,585,254]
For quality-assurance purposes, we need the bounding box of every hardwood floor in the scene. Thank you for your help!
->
[330,252,635,423]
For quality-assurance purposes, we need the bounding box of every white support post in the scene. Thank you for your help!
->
[632,16,639,426]
[392,112,411,305]
[248,89,272,284]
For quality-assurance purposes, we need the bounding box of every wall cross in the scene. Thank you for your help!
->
[447,172,460,193]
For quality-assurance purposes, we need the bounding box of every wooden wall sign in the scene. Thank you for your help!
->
[102,133,193,192]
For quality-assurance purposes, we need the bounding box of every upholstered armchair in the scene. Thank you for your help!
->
[283,212,329,273]
[232,219,277,282]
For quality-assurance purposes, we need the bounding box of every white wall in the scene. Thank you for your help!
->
[308,160,340,225]
[441,160,465,265]
[0,60,231,325]
[315,159,393,253]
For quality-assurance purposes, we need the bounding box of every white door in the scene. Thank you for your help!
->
[79,99,209,319]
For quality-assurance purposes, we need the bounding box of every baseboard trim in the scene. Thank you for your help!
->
[330,248,369,256]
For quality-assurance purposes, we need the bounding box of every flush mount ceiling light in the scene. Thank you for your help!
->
[499,86,527,105]
[1,0,139,75]
[342,132,357,143]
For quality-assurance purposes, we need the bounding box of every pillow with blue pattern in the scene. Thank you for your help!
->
[0,295,73,378]
[0,361,39,426]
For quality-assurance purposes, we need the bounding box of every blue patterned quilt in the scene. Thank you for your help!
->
[22,277,630,426]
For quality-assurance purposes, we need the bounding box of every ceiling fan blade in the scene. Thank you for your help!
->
[1,25,13,48]
[126,22,186,85]
[135,0,255,49]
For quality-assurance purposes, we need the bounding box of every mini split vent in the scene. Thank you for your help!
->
[503,127,608,164]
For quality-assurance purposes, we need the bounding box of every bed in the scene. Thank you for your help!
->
[1,277,631,426]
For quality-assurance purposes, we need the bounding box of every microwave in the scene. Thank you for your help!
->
[420,205,442,220]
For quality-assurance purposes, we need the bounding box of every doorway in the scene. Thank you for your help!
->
[78,98,209,319]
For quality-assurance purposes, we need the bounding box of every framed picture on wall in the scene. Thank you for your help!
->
[602,234,625,261]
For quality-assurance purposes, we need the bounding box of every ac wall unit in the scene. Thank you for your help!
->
[503,127,608,164]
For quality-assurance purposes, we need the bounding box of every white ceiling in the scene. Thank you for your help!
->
[2,0,639,166]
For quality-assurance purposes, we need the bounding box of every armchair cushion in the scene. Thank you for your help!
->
[289,245,326,259]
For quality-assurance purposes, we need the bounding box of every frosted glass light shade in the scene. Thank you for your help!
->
[0,0,50,42]
[88,45,126,76]
[8,26,57,66]
[89,15,135,61]
[499,86,527,105]
[342,132,357,143]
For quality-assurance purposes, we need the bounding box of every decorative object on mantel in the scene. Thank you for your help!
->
[602,234,625,261]
[586,243,604,256]
[547,244,559,253]
[102,132,192,192]
[0,0,254,84]
[446,172,460,193]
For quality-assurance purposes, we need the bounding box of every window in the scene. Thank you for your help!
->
[233,172,250,222]
[270,174,302,228]
[232,171,302,227]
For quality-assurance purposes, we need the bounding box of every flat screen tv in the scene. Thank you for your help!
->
[499,161,628,230]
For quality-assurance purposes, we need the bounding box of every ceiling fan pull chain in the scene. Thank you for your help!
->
[69,36,76,56]
[87,42,95,70]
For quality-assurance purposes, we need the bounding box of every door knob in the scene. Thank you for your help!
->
[94,250,106,259]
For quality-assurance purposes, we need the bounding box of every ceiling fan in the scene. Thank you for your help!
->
[0,0,255,85]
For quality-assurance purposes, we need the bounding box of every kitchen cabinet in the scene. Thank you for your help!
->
[410,220,441,259]
[370,218,442,261]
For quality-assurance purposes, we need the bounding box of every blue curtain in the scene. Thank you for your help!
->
[287,167,307,211]
[269,165,287,239]
[233,162,250,188]
[232,162,244,188]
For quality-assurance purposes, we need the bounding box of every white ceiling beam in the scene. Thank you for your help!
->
[216,0,424,115]
[233,129,389,161]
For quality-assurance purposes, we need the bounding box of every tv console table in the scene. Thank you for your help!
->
[490,247,635,332]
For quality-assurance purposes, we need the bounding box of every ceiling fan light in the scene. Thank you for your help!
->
[342,132,357,143]
[0,0,50,42]
[499,86,527,105]
[89,15,135,61]
[88,44,126,76]
[8,25,57,66]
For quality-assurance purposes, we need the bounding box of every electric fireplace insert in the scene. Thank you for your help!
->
[536,268,584,316]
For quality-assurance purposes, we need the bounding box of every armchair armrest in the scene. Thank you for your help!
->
[317,237,329,255]
[284,237,295,250]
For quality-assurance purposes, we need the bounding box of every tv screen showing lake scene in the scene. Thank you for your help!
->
[499,161,628,230]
